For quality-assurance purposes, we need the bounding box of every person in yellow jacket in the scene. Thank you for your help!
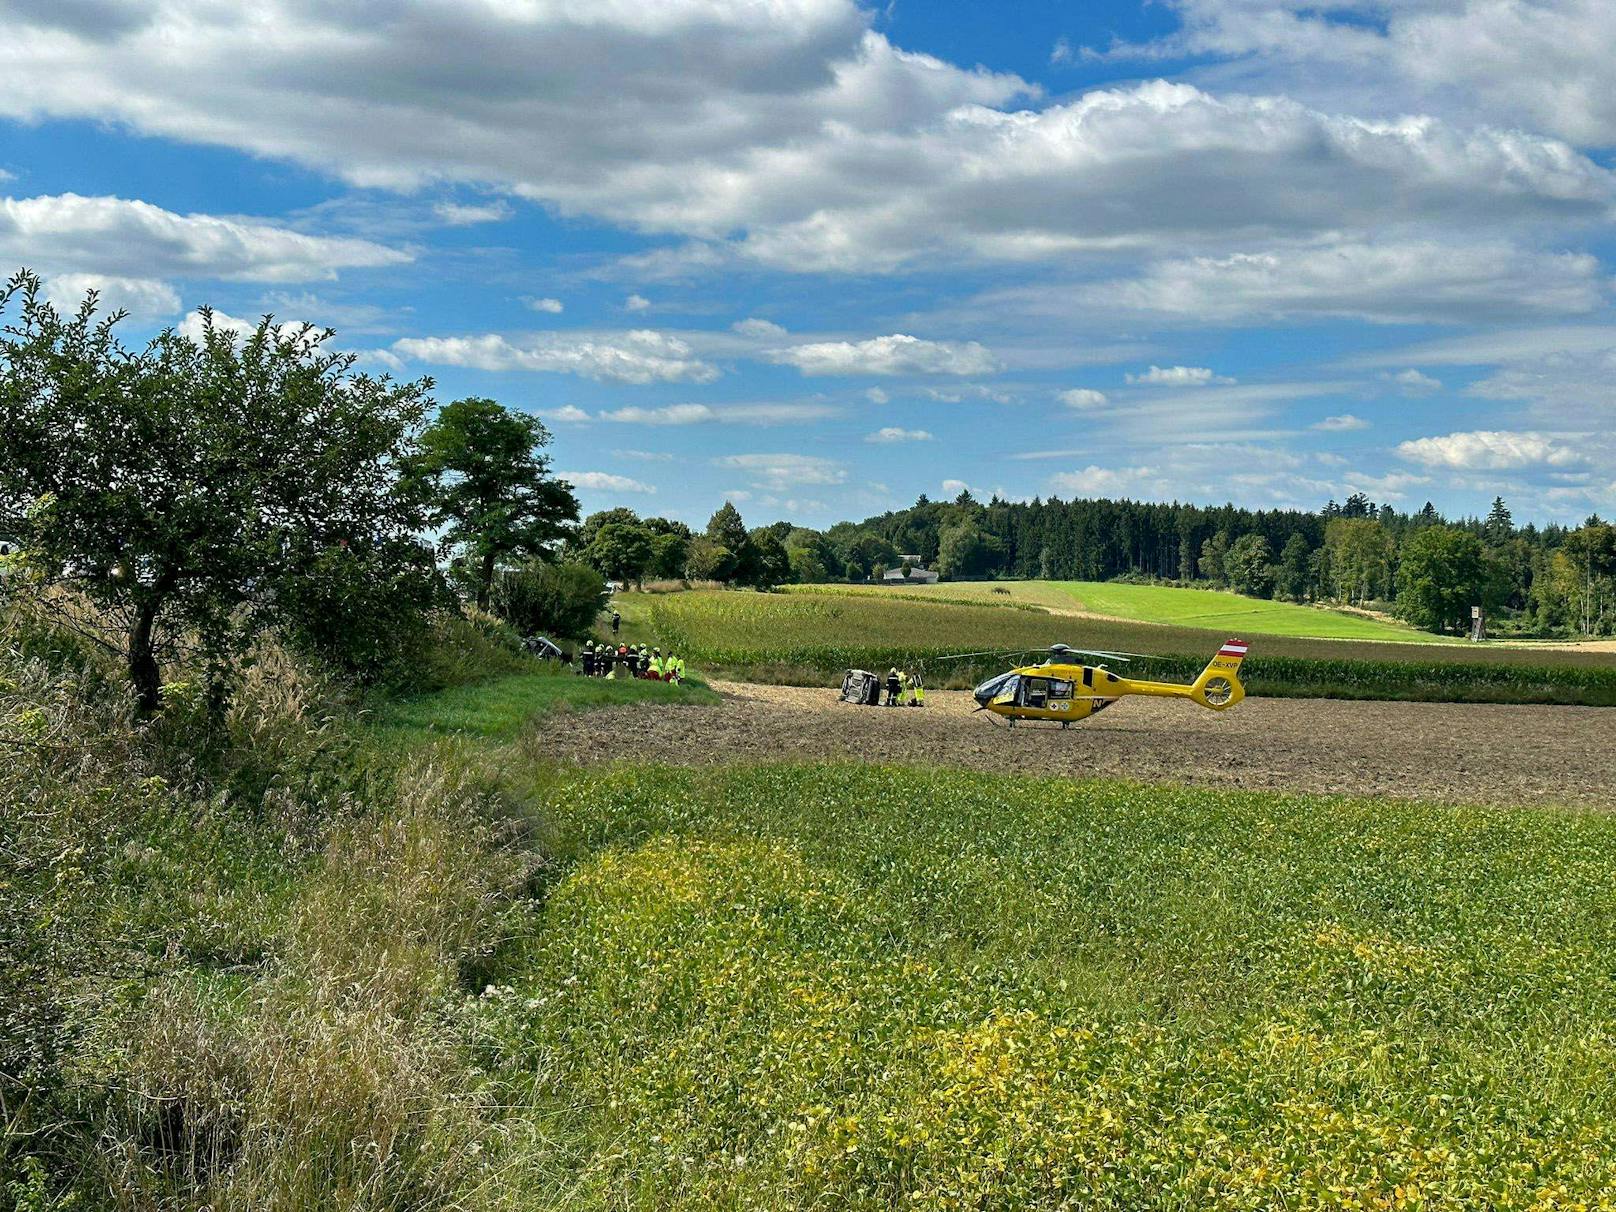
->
[908,670,925,707]
[649,648,664,679]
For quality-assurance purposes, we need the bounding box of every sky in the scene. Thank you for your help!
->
[2,0,1614,531]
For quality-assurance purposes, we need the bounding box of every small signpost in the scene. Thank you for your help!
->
[1470,604,1485,642]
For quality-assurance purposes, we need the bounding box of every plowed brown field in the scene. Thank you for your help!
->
[527,681,1616,809]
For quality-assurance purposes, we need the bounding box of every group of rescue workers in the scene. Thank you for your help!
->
[885,666,926,707]
[579,639,686,682]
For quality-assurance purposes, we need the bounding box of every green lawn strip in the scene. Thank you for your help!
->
[464,761,1616,1208]
[1053,580,1451,642]
[368,668,720,741]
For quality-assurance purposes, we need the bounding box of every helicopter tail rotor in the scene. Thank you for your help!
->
[1190,639,1248,710]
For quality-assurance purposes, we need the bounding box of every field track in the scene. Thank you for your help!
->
[530,681,1616,809]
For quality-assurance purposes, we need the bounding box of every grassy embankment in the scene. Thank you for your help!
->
[13,612,1616,1208]
[647,587,1616,705]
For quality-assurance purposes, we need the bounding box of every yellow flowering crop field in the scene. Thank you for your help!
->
[467,763,1616,1209]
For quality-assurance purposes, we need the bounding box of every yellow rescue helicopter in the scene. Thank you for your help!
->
[952,639,1249,727]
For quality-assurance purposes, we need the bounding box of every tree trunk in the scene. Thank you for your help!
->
[476,548,498,610]
[128,602,161,717]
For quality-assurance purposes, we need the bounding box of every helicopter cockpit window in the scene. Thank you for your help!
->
[1050,680,1074,700]
[974,672,1019,703]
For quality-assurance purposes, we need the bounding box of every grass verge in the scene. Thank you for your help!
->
[369,667,720,742]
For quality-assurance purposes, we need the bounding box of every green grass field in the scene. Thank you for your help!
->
[788,579,1455,642]
[464,761,1616,1208]
[650,588,1616,705]
[370,667,718,741]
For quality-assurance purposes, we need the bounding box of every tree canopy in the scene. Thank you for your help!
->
[0,272,438,711]
[406,397,579,608]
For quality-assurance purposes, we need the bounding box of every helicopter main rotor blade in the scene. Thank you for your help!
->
[1048,644,1156,663]
[935,648,1032,662]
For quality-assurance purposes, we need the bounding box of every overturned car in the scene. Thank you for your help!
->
[839,668,883,706]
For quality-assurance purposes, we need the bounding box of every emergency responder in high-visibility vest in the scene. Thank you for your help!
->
[581,640,595,677]
[886,667,901,706]
[911,672,926,707]
[650,648,664,679]
[676,656,687,682]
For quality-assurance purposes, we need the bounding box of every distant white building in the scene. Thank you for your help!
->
[882,563,939,584]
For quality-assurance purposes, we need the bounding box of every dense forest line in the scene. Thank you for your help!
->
[580,492,1616,638]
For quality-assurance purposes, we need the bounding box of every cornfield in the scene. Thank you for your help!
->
[651,590,1616,705]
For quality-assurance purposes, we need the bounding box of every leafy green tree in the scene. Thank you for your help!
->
[0,273,436,712]
[840,532,899,581]
[1225,533,1276,598]
[1276,533,1313,600]
[1324,518,1394,604]
[574,507,641,553]
[747,530,791,588]
[1199,529,1231,586]
[406,397,578,609]
[586,521,655,587]
[493,559,606,638]
[936,521,1005,580]
[685,537,733,583]
[649,531,690,580]
[700,502,754,584]
[1395,525,1490,634]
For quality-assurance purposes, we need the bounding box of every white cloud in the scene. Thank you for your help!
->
[717,453,847,488]
[557,470,656,493]
[625,293,651,312]
[1087,241,1608,326]
[1312,413,1369,432]
[40,272,179,320]
[393,330,718,384]
[0,192,409,283]
[732,317,787,339]
[1114,0,1616,147]
[1050,37,1074,65]
[940,479,975,496]
[433,199,513,226]
[1126,365,1232,387]
[178,308,318,343]
[865,427,933,443]
[540,404,592,424]
[769,333,998,377]
[598,401,836,425]
[6,9,1604,274]
[1057,387,1108,409]
[1049,465,1163,498]
[1388,369,1441,395]
[525,296,564,314]
[924,383,1017,405]
[864,387,890,404]
[1396,430,1581,470]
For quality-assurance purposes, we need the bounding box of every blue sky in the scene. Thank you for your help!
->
[3,0,1613,529]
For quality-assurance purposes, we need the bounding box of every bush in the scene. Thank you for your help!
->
[399,608,535,694]
[491,560,607,639]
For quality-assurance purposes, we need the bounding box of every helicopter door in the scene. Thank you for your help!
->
[1021,677,1051,709]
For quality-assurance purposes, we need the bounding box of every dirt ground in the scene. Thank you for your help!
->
[530,681,1616,810]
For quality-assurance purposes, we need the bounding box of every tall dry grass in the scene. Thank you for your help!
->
[2,615,536,1211]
